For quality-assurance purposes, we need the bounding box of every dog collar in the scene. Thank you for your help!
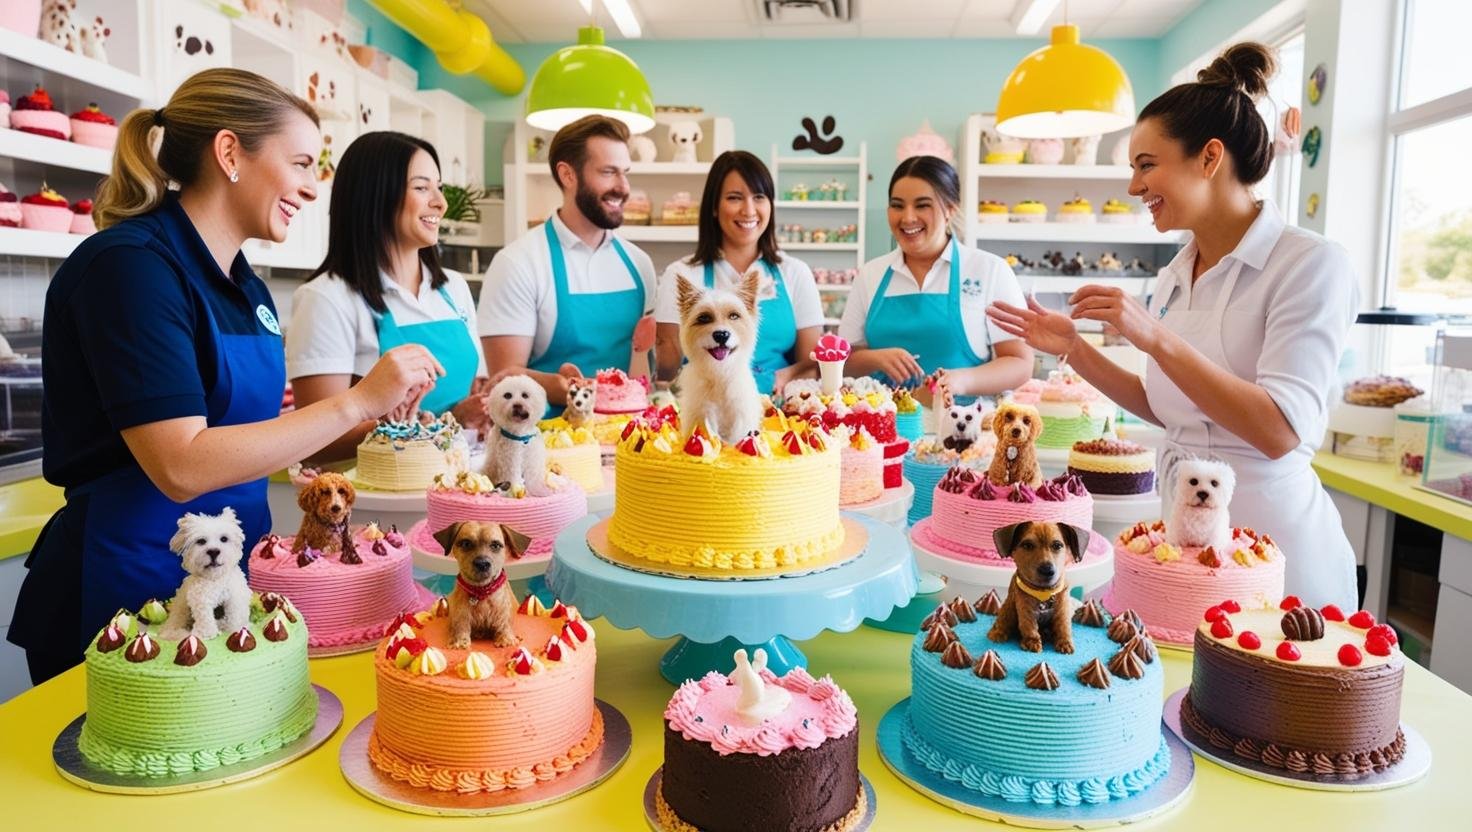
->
[499,427,536,444]
[1014,575,1068,604]
[457,571,507,602]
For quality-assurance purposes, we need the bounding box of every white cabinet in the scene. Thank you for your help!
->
[355,69,391,133]
[415,89,484,187]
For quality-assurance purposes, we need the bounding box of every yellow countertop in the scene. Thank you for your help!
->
[1312,452,1472,541]
[0,477,62,562]
[2,620,1461,828]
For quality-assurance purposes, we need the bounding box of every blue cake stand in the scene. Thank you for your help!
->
[547,513,918,685]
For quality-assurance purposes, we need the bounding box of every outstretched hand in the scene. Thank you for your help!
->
[986,296,1080,357]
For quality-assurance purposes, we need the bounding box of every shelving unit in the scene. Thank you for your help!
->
[770,143,867,331]
[973,222,1183,245]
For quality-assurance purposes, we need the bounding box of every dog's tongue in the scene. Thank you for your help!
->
[707,346,731,361]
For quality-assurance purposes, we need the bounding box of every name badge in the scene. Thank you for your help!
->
[256,305,282,335]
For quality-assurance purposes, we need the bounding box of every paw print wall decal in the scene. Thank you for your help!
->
[792,115,844,155]
[175,24,214,57]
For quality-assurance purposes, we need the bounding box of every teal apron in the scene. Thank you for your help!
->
[372,282,479,415]
[863,238,985,396]
[703,258,796,394]
[531,219,646,414]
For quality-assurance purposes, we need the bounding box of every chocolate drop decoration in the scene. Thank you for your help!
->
[1108,646,1145,679]
[1107,617,1139,644]
[1198,546,1222,567]
[261,592,284,612]
[174,635,208,666]
[974,589,1002,615]
[1281,606,1326,641]
[124,633,159,663]
[263,615,290,642]
[941,640,973,669]
[339,545,362,565]
[922,623,955,653]
[372,539,388,557]
[1072,598,1108,627]
[1116,609,1145,632]
[1077,657,1111,689]
[973,649,1007,681]
[1025,662,1060,691]
[948,595,978,623]
[227,628,257,653]
[1123,634,1157,664]
[95,625,126,653]
[296,547,320,568]
[920,603,958,631]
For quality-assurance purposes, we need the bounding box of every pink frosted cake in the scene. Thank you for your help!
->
[9,86,69,140]
[659,654,864,832]
[1104,521,1286,646]
[248,523,432,651]
[0,183,19,228]
[69,103,119,149]
[839,426,884,506]
[1036,368,1110,450]
[912,469,1099,562]
[412,470,588,561]
[593,367,650,414]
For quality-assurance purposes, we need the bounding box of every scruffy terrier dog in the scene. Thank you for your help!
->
[987,521,1091,654]
[940,399,987,453]
[1165,459,1236,554]
[483,374,550,497]
[564,377,597,429]
[294,471,358,562]
[675,270,763,444]
[160,508,252,641]
[434,521,529,649]
[986,401,1044,487]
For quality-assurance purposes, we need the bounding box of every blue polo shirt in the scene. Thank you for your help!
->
[41,194,282,488]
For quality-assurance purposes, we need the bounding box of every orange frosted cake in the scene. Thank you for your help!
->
[367,597,601,793]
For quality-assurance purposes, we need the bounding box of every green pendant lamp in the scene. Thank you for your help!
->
[526,25,655,134]
[995,23,1135,138]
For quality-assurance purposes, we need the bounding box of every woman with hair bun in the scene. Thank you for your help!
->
[989,42,1359,608]
[9,69,443,683]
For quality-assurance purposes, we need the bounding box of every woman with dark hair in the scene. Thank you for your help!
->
[842,154,1032,402]
[988,43,1358,608]
[288,131,487,460]
[653,150,823,394]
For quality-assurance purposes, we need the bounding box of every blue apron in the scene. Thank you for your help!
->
[373,282,479,414]
[703,259,796,394]
[863,238,985,397]
[12,248,283,667]
[530,219,646,413]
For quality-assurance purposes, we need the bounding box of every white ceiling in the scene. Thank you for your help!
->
[465,0,1204,43]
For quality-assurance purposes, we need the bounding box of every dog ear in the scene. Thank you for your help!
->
[432,522,462,554]
[1028,409,1044,441]
[219,506,238,527]
[340,477,355,506]
[501,525,533,560]
[297,478,323,513]
[992,407,1008,440]
[169,514,194,556]
[1059,523,1091,563]
[991,521,1030,559]
[676,274,703,319]
[736,268,761,315]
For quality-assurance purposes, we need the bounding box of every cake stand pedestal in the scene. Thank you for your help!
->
[1036,447,1071,479]
[547,514,917,685]
[841,479,914,528]
[910,522,1115,605]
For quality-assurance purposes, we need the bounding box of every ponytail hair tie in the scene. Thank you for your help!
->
[153,108,165,126]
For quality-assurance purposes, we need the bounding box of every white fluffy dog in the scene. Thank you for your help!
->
[160,507,251,641]
[1165,459,1236,553]
[483,375,550,497]
[675,271,762,444]
[940,399,987,453]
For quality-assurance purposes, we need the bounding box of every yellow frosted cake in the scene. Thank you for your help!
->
[607,412,844,573]
[543,426,604,493]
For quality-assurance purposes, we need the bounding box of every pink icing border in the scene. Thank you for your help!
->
[409,519,556,563]
[664,667,858,756]
[911,517,1112,564]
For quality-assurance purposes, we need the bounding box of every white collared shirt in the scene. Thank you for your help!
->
[654,252,825,328]
[476,211,656,363]
[1147,200,1359,450]
[839,240,1024,355]
[285,264,485,380]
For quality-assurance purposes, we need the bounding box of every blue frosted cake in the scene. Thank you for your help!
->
[894,390,925,443]
[902,437,990,525]
[904,596,1170,805]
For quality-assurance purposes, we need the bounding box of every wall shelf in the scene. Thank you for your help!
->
[619,225,698,243]
[776,200,862,209]
[973,164,1137,180]
[0,227,84,259]
[972,223,1183,245]
[0,25,150,100]
[0,128,114,175]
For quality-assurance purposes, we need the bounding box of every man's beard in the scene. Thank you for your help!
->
[574,177,627,230]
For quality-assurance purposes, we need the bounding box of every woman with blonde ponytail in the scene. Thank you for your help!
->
[9,68,445,684]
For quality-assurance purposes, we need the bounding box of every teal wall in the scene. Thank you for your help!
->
[1158,0,1291,83]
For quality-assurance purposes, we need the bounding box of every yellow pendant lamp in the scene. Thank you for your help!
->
[995,23,1135,139]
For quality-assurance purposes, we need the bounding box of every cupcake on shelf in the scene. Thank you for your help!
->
[0,183,19,228]
[1099,198,1139,224]
[69,198,95,235]
[977,199,1009,224]
[1057,196,1096,223]
[20,185,70,232]
[0,91,9,125]
[660,191,699,225]
[70,103,118,149]
[1010,199,1048,223]
[9,86,70,140]
[624,189,652,225]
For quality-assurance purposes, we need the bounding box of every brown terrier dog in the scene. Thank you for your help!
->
[987,521,1091,653]
[294,472,358,563]
[986,401,1044,487]
[434,520,531,649]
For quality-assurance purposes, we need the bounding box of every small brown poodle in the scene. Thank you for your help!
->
[434,520,530,649]
[987,521,1090,653]
[986,401,1044,487]
[294,472,358,563]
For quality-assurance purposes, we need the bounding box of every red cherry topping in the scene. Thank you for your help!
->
[1319,604,1345,622]
[1237,631,1262,650]
[620,420,638,440]
[1210,618,1234,639]
[1279,596,1301,610]
[1367,623,1398,646]
[1347,610,1376,629]
[1337,644,1363,666]
[1220,599,1242,614]
[1365,634,1393,657]
[1203,605,1225,623]
[1276,642,1301,661]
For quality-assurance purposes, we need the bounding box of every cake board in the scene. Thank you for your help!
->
[841,479,914,528]
[547,514,918,684]
[588,517,870,581]
[339,699,631,815]
[54,685,342,794]
[877,698,1194,829]
[642,767,877,832]
[1163,688,1431,792]
[910,522,1115,605]
[309,582,439,658]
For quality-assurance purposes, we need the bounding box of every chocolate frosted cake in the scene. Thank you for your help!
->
[1182,597,1406,780]
[1067,438,1155,496]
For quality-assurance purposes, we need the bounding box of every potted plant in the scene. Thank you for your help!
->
[439,184,488,238]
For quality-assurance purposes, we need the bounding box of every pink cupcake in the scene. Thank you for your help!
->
[9,86,69,141]
[20,186,70,232]
[0,183,20,228]
[70,103,118,150]
[69,199,95,235]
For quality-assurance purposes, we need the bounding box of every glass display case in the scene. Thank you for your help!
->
[1420,329,1472,505]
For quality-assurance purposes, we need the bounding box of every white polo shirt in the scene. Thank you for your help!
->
[839,240,1024,357]
[654,252,825,329]
[476,211,656,363]
[285,265,486,379]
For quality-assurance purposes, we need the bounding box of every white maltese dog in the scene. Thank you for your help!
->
[1165,459,1236,553]
[160,507,252,641]
[483,374,550,497]
[939,399,987,453]
[675,271,763,444]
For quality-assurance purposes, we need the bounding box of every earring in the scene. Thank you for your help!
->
[229,170,239,183]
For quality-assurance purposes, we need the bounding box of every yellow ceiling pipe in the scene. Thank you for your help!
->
[367,0,525,96]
